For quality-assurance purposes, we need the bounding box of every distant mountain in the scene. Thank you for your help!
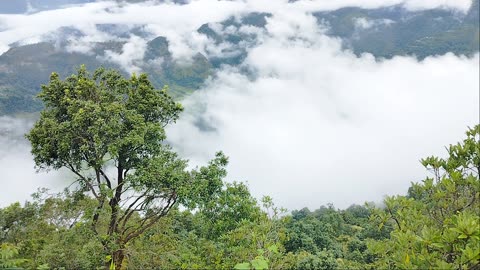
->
[199,1,479,65]
[0,42,108,114]
[314,2,479,59]
[0,35,212,114]
[141,36,213,97]
[0,1,478,115]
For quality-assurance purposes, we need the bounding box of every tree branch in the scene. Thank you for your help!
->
[65,162,99,199]
[118,190,150,229]
[124,192,177,243]
[99,168,112,189]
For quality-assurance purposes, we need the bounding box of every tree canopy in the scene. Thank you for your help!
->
[26,66,228,269]
[0,66,476,269]
[368,125,480,269]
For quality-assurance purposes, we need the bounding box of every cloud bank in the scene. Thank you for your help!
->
[0,117,72,207]
[0,0,474,57]
[0,0,478,209]
[167,11,479,209]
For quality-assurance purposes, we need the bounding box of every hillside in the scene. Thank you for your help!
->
[0,0,478,115]
[0,36,212,114]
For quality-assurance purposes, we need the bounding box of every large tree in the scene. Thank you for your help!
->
[26,66,228,269]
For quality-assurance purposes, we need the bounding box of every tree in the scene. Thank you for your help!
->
[0,243,28,269]
[197,182,263,239]
[368,125,480,269]
[26,66,228,269]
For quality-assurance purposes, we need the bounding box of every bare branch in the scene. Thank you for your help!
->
[124,192,177,243]
[99,168,112,189]
[65,162,99,199]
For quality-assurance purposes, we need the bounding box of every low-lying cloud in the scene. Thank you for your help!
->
[0,117,72,207]
[0,0,478,210]
[167,11,479,209]
[0,0,474,58]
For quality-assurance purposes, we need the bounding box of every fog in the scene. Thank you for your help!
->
[0,117,71,206]
[0,0,478,209]
[166,22,479,208]
[0,0,474,57]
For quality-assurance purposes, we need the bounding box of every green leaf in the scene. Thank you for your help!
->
[234,262,251,270]
[251,256,268,270]
[267,244,278,254]
[404,253,410,264]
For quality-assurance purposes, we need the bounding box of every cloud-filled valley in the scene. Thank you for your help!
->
[167,30,479,209]
[0,0,478,209]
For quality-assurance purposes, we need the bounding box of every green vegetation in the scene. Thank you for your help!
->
[0,67,478,269]
[0,43,107,115]
[0,37,212,115]
[368,126,480,269]
[25,66,225,269]
[314,0,480,59]
[0,1,478,116]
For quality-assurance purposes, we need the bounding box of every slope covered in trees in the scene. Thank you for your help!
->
[0,38,212,115]
[0,67,478,269]
[0,0,478,115]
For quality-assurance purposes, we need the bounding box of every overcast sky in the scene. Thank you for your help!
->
[0,0,478,209]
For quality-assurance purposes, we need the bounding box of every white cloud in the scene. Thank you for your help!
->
[355,17,374,30]
[101,35,147,73]
[0,0,245,57]
[0,0,473,55]
[402,0,472,11]
[353,17,394,30]
[166,12,479,210]
[63,25,119,54]
[0,117,72,207]
[0,0,477,210]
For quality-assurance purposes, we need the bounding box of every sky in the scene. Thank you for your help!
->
[0,0,478,209]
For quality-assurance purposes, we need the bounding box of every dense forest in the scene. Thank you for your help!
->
[0,67,478,269]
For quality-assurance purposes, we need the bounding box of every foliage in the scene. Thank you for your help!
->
[368,125,480,269]
[293,250,338,270]
[1,64,478,269]
[314,1,479,59]
[0,243,28,269]
[1,1,478,115]
[198,182,263,239]
[25,66,226,268]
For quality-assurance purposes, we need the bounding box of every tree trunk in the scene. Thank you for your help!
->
[113,249,125,270]
[105,248,125,270]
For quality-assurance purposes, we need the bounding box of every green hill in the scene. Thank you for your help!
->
[0,1,478,115]
[0,37,212,115]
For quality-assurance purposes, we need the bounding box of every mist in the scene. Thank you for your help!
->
[0,0,474,58]
[0,117,72,206]
[0,0,478,210]
[166,12,479,209]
